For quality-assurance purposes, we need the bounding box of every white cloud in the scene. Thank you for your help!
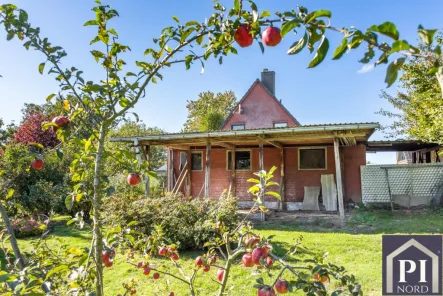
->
[357,64,375,74]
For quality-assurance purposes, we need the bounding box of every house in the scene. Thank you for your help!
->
[111,70,380,212]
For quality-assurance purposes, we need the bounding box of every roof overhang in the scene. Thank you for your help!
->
[110,123,380,148]
[366,140,440,152]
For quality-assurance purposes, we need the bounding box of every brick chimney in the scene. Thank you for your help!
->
[261,68,275,95]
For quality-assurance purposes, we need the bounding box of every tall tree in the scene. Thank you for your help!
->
[183,91,237,132]
[378,34,443,143]
[0,118,17,149]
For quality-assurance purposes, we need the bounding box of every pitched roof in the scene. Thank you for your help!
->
[219,79,301,130]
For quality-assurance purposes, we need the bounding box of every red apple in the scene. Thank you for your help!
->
[170,253,179,261]
[314,272,329,283]
[130,289,136,295]
[252,247,268,265]
[217,268,224,281]
[195,256,203,267]
[208,255,216,265]
[31,159,44,170]
[234,24,253,47]
[202,265,210,272]
[158,247,167,256]
[242,253,254,267]
[257,287,276,296]
[168,293,174,296]
[266,257,273,268]
[127,173,141,186]
[153,272,160,280]
[262,27,282,47]
[143,267,150,276]
[104,261,113,268]
[102,251,110,264]
[275,279,289,294]
[137,261,143,268]
[52,116,70,128]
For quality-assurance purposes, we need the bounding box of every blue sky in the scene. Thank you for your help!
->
[1,0,442,164]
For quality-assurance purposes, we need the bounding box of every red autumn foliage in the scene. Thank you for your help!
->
[14,112,59,148]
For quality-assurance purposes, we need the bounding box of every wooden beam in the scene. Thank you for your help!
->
[134,138,149,198]
[204,141,211,198]
[212,142,236,150]
[145,145,151,197]
[334,138,345,221]
[278,147,285,211]
[229,148,236,197]
[167,145,190,151]
[186,148,192,197]
[259,138,265,221]
[265,140,283,149]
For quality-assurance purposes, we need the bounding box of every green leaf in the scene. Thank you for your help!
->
[84,20,99,26]
[385,57,406,87]
[308,36,329,68]
[172,16,179,23]
[119,97,131,107]
[281,19,300,38]
[266,191,281,199]
[304,10,331,24]
[247,178,260,184]
[7,188,14,198]
[46,93,56,102]
[234,0,240,11]
[65,195,73,211]
[332,38,348,60]
[369,22,399,40]
[260,10,271,19]
[249,1,258,23]
[6,31,14,41]
[287,32,308,55]
[390,40,409,53]
[19,10,28,22]
[258,41,264,54]
[56,149,63,160]
[38,62,45,74]
[46,265,70,280]
[418,25,437,47]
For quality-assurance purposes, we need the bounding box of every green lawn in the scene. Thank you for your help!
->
[5,209,443,295]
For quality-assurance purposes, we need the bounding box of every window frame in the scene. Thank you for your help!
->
[298,147,328,170]
[190,151,203,171]
[273,121,288,128]
[231,123,246,130]
[179,151,187,171]
[226,149,252,171]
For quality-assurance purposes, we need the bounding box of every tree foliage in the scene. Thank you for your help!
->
[183,91,237,132]
[378,33,443,143]
[13,111,59,148]
[0,118,16,148]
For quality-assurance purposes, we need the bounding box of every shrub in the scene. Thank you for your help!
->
[103,194,239,250]
[9,217,47,238]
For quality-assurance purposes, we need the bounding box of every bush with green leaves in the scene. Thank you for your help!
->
[103,194,239,250]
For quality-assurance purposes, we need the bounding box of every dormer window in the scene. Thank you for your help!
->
[273,122,288,128]
[231,124,245,130]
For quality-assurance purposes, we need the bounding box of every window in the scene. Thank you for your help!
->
[191,152,203,171]
[398,152,406,161]
[231,124,245,130]
[227,150,251,170]
[298,147,327,170]
[273,122,288,128]
[179,151,187,170]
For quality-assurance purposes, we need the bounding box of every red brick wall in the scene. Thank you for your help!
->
[170,145,365,203]
[221,82,298,130]
[343,145,366,203]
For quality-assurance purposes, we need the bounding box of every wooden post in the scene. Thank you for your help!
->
[168,149,174,192]
[229,148,236,197]
[259,139,265,221]
[145,145,151,197]
[204,141,211,198]
[334,138,345,221]
[186,148,192,197]
[134,139,149,198]
[278,147,285,211]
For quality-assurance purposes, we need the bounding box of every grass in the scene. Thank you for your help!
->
[4,208,443,295]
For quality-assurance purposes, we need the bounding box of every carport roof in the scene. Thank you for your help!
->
[366,140,440,152]
[110,122,379,148]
